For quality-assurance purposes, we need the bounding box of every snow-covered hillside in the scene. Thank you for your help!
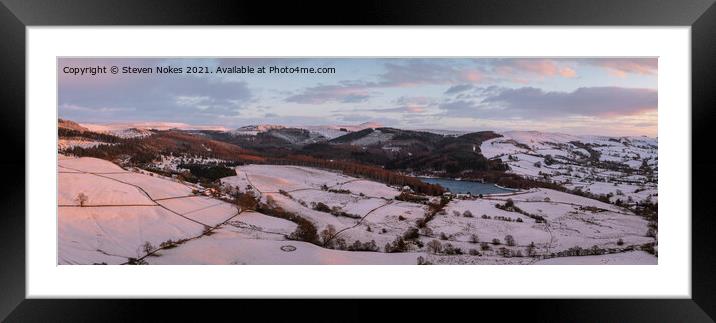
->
[231,124,286,136]
[417,128,471,137]
[150,154,229,173]
[229,122,381,140]
[58,156,238,265]
[81,122,227,138]
[58,138,114,150]
[59,157,656,265]
[302,122,382,139]
[147,227,420,265]
[215,164,656,265]
[481,131,657,204]
[533,250,656,265]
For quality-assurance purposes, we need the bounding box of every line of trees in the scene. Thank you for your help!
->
[59,128,124,143]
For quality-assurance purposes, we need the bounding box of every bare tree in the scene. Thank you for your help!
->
[420,226,433,236]
[526,241,537,257]
[142,241,155,254]
[75,192,89,207]
[469,234,480,244]
[417,256,432,265]
[505,235,516,246]
[426,239,442,254]
[320,224,337,247]
[236,191,258,210]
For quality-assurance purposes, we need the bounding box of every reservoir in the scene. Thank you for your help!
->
[419,177,515,195]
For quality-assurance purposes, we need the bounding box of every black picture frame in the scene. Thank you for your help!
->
[1,0,715,321]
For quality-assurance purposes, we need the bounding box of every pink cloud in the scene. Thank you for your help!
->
[380,61,490,88]
[463,70,483,82]
[494,58,656,79]
[514,59,559,76]
[405,106,426,113]
[586,58,657,77]
[608,69,628,78]
[559,67,577,78]
[492,59,578,81]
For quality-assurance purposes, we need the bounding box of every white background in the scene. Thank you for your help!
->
[27,27,690,298]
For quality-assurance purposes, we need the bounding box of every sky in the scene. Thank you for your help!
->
[58,57,657,136]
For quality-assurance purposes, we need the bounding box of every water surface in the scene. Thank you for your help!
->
[419,177,514,195]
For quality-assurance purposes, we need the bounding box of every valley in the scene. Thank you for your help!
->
[57,119,658,265]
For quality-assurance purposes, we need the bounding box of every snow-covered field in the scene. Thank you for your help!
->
[533,250,656,265]
[146,228,419,265]
[486,191,652,250]
[58,138,114,150]
[222,165,370,193]
[59,158,657,265]
[148,154,229,173]
[59,205,207,264]
[218,164,656,264]
[58,156,238,265]
[481,131,658,204]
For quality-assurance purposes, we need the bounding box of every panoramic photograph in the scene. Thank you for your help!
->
[57,57,658,265]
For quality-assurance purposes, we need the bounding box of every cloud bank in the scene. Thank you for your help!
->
[441,86,657,119]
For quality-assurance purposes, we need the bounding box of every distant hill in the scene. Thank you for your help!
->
[58,118,90,132]
[60,126,259,165]
[231,124,286,136]
[60,118,654,186]
[304,127,505,174]
[303,122,382,139]
[480,130,658,203]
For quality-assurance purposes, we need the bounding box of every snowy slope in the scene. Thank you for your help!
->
[59,158,656,265]
[533,250,656,265]
[58,138,114,150]
[231,124,286,136]
[303,122,382,139]
[230,122,381,140]
[58,156,238,265]
[146,227,419,265]
[218,164,655,264]
[81,122,228,138]
[481,131,657,204]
